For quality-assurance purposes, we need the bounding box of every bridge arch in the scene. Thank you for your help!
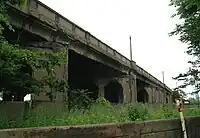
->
[137,88,149,103]
[104,80,123,104]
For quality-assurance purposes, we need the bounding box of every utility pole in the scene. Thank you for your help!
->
[129,36,133,61]
[129,36,133,102]
[162,71,165,84]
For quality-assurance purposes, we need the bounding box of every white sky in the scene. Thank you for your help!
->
[39,0,192,94]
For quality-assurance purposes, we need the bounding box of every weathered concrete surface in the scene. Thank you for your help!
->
[0,117,200,138]
[0,102,26,121]
[5,0,172,95]
[26,46,68,102]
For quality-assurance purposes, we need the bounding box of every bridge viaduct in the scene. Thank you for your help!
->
[4,0,172,104]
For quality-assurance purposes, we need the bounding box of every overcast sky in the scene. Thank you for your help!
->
[39,0,192,94]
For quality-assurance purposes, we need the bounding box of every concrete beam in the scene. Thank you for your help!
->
[6,0,172,95]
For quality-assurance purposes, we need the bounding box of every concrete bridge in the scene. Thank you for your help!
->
[4,0,172,104]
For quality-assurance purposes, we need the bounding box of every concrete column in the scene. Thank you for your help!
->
[144,86,153,104]
[129,74,137,103]
[29,44,68,102]
[164,92,167,104]
[116,76,130,103]
[110,75,133,104]
[95,79,109,99]
[167,93,173,104]
[30,47,52,101]
[163,91,166,104]
[55,47,68,103]
[159,89,162,104]
[159,90,162,104]
[152,87,158,104]
[162,91,164,104]
[153,88,156,103]
[98,84,105,98]
[149,87,153,104]
[155,87,159,104]
[151,87,155,104]
[160,91,163,104]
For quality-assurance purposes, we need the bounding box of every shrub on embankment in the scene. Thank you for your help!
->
[1,98,200,129]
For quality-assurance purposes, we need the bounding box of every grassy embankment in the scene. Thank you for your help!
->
[1,98,200,129]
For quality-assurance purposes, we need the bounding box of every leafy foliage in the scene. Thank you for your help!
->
[170,0,200,94]
[68,89,94,110]
[0,0,68,101]
[172,88,187,102]
[128,103,148,121]
[2,101,200,129]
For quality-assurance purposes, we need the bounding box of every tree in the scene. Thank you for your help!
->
[0,0,68,101]
[170,0,200,95]
[172,88,187,102]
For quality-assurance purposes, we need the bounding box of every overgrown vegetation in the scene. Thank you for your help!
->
[0,0,68,101]
[1,98,200,129]
[1,0,200,130]
[172,88,187,102]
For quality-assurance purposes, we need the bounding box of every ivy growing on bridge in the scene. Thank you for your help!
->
[0,0,68,101]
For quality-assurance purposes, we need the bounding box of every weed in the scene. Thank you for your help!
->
[1,98,200,129]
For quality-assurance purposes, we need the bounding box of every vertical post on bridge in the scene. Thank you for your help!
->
[129,36,133,61]
[175,98,188,138]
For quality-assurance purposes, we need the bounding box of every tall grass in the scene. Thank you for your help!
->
[1,98,200,129]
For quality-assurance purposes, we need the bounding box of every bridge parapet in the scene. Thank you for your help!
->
[136,65,171,93]
[24,0,132,68]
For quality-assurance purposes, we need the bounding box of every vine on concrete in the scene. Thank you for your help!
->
[0,0,68,101]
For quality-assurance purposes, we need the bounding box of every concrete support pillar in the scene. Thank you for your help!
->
[144,86,153,104]
[152,87,172,104]
[150,87,154,104]
[153,88,156,103]
[95,79,108,98]
[159,89,162,104]
[132,75,137,103]
[116,76,131,103]
[29,43,68,102]
[98,84,105,98]
[120,74,138,103]
[155,87,160,104]
[163,90,166,104]
[164,92,167,104]
[162,91,164,104]
[170,94,173,103]
[130,62,137,103]
[54,46,68,103]
[167,93,173,104]
[151,87,155,104]
[128,74,137,103]
[152,88,155,104]
[162,91,165,104]
[160,91,163,104]
[153,87,156,103]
